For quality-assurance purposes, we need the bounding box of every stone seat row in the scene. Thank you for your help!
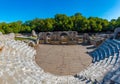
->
[0,35,89,84]
[2,33,120,84]
[75,39,120,83]
[91,39,120,62]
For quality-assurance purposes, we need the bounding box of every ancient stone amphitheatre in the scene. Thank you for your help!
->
[1,28,120,84]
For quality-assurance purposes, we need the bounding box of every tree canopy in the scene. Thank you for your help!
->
[0,13,120,34]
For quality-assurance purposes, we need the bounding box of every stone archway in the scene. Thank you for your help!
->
[60,32,69,44]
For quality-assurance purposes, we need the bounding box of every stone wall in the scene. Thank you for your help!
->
[38,31,81,44]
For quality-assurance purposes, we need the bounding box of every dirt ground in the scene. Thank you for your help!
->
[35,44,93,76]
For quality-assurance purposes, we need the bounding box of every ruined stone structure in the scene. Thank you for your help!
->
[31,30,37,37]
[114,27,120,39]
[38,31,82,44]
[1,28,120,83]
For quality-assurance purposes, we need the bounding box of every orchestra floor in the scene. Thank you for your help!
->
[35,44,92,76]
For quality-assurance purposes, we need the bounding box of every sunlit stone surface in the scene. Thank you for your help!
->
[0,33,81,84]
[1,28,120,84]
[35,44,92,76]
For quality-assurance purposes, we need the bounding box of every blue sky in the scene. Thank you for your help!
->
[0,0,120,22]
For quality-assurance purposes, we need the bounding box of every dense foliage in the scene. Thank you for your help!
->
[0,13,120,34]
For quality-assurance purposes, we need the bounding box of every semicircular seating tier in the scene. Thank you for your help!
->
[1,27,120,84]
[0,34,83,84]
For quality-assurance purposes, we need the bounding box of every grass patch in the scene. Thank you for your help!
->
[15,37,36,41]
